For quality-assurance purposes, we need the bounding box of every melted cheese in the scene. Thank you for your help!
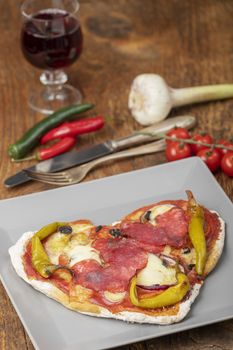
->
[104,291,126,303]
[137,254,177,286]
[44,223,95,265]
[44,232,70,265]
[64,244,101,267]
[149,204,174,225]
[181,248,196,266]
[162,245,172,256]
[71,223,93,234]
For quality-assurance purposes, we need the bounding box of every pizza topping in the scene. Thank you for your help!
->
[71,222,93,234]
[72,260,130,292]
[70,232,90,245]
[92,238,147,266]
[69,284,94,302]
[23,245,44,280]
[162,245,172,256]
[182,247,191,254]
[65,244,102,267]
[179,248,196,269]
[141,210,151,222]
[136,254,177,288]
[95,225,103,233]
[146,204,175,225]
[31,222,86,278]
[109,228,122,238]
[103,291,126,303]
[31,235,74,281]
[204,209,221,247]
[132,241,163,254]
[52,266,74,279]
[73,239,148,292]
[188,264,196,270]
[121,207,188,248]
[31,236,57,278]
[31,222,65,278]
[129,272,190,309]
[187,191,206,275]
[44,233,70,264]
[35,222,64,240]
[58,225,73,234]
[44,223,92,265]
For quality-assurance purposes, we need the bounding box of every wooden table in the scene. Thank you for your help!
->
[0,0,233,349]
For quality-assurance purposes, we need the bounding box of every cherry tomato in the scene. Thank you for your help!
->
[197,148,221,173]
[191,132,213,154]
[165,142,192,162]
[166,127,190,145]
[221,152,233,177]
[217,139,233,157]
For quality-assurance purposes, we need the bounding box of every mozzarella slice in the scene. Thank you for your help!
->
[65,244,101,267]
[104,291,126,303]
[44,232,70,265]
[44,225,96,265]
[71,223,93,234]
[148,204,174,225]
[137,253,177,287]
[181,248,196,266]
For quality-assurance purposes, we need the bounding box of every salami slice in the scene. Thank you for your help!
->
[204,209,221,247]
[92,238,147,265]
[121,207,188,248]
[73,260,133,292]
[72,238,148,292]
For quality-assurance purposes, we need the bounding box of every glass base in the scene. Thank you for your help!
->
[29,84,82,115]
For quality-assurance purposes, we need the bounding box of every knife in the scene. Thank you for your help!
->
[4,115,196,188]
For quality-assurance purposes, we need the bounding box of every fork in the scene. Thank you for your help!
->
[23,139,166,186]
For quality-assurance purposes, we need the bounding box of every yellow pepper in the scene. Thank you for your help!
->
[31,222,66,278]
[35,222,66,240]
[186,191,206,275]
[31,236,55,278]
[129,273,190,309]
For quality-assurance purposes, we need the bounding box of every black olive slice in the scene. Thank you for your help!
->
[95,225,103,232]
[58,225,73,234]
[188,264,195,270]
[109,228,121,238]
[141,210,151,223]
[183,247,191,254]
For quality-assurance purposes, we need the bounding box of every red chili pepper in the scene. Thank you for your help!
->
[12,137,76,162]
[40,115,105,145]
[37,137,76,160]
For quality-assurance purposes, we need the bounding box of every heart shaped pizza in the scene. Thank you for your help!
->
[9,191,225,324]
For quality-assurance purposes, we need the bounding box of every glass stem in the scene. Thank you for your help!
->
[40,70,68,101]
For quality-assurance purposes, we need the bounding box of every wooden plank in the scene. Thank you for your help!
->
[0,0,232,349]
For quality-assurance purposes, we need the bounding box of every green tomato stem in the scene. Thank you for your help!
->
[139,132,233,151]
[165,135,233,151]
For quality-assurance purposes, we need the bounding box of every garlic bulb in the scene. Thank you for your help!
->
[128,74,233,125]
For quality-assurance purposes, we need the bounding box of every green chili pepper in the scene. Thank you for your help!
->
[186,190,206,275]
[8,103,94,160]
[129,273,190,309]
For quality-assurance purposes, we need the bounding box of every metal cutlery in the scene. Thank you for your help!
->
[24,139,166,186]
[4,115,196,187]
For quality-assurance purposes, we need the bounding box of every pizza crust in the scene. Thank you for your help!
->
[204,212,225,276]
[9,231,103,315]
[8,210,225,325]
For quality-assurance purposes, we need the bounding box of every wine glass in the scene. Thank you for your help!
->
[21,0,83,115]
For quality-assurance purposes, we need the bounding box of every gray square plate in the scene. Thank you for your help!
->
[0,157,232,350]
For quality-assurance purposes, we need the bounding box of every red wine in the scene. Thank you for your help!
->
[21,9,83,69]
